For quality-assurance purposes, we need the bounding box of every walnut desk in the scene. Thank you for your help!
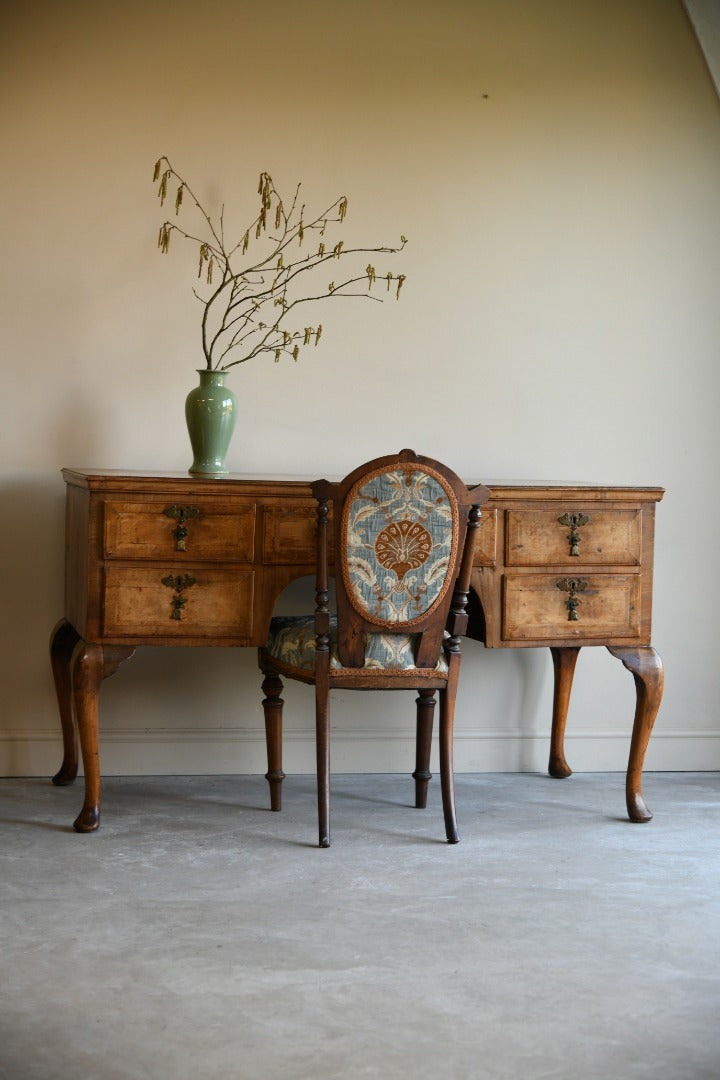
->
[50,469,664,832]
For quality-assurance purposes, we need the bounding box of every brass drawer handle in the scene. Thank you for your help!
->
[162,574,197,620]
[163,505,200,551]
[557,512,590,557]
[556,577,588,621]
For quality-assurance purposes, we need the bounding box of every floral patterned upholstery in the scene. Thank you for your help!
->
[267,615,449,673]
[340,465,459,628]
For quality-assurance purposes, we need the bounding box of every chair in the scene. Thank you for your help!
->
[258,449,490,847]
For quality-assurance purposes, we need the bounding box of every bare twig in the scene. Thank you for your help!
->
[153,157,407,370]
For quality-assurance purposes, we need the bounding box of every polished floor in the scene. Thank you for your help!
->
[1,771,719,1080]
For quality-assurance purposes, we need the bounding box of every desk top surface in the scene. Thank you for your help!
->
[62,468,665,502]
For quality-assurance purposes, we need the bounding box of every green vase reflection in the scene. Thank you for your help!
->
[185,369,236,476]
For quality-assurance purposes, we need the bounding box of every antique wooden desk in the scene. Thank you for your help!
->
[50,469,664,832]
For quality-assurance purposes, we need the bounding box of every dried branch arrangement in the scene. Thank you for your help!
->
[153,157,407,371]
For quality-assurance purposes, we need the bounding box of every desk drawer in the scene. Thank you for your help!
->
[505,509,641,566]
[261,505,498,567]
[262,505,320,564]
[472,509,497,567]
[103,566,254,637]
[502,572,641,641]
[104,500,255,562]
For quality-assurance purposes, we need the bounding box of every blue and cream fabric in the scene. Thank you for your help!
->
[340,465,458,628]
[267,615,449,673]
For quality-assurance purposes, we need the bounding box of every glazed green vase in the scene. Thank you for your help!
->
[185,369,236,476]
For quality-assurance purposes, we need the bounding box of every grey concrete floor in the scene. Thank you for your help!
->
[1,771,719,1080]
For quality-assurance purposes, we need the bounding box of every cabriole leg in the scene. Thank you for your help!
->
[261,669,286,811]
[71,642,135,833]
[607,646,664,823]
[413,688,436,808]
[71,642,105,832]
[50,619,81,786]
[549,646,581,779]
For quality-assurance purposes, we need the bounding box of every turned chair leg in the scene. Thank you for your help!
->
[261,668,286,812]
[438,684,459,844]
[316,680,331,848]
[413,689,436,808]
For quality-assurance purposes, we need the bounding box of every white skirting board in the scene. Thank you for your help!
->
[1,728,719,777]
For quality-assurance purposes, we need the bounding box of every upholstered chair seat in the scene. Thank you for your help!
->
[267,614,449,674]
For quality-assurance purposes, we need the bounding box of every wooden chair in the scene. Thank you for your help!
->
[258,449,490,847]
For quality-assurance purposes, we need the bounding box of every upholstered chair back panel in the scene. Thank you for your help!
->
[339,463,459,629]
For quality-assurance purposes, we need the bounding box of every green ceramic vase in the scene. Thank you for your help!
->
[185,368,237,476]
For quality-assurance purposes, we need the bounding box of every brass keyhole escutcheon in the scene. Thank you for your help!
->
[556,577,588,621]
[557,512,590,557]
[163,505,200,551]
[162,574,197,621]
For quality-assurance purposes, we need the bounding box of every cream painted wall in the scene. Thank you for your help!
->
[1,0,719,779]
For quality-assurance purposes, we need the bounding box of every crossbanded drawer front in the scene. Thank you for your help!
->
[261,506,498,567]
[104,501,255,562]
[505,509,641,566]
[502,573,641,641]
[262,505,322,564]
[103,566,254,637]
[472,509,497,567]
